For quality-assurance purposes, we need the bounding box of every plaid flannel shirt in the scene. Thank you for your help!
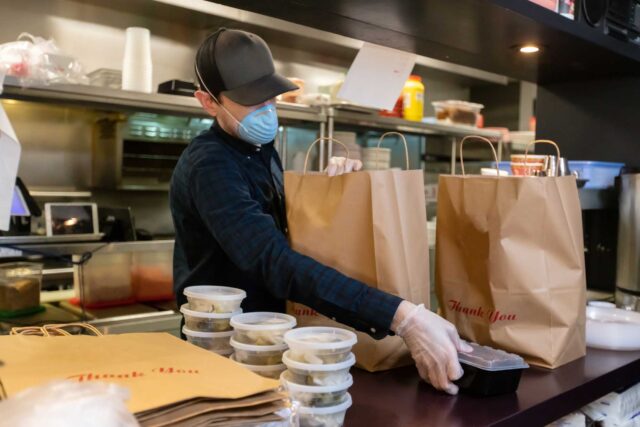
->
[170,123,402,339]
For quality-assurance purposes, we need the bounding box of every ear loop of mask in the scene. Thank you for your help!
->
[194,62,247,133]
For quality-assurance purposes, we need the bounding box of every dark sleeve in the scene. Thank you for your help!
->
[190,154,402,339]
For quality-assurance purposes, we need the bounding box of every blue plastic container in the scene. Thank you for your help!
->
[568,161,624,189]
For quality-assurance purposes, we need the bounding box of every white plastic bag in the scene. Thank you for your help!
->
[0,33,88,86]
[0,380,139,427]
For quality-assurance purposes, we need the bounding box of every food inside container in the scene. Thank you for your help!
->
[281,371,353,407]
[297,393,352,427]
[282,350,356,386]
[455,341,529,396]
[180,304,240,332]
[284,327,357,364]
[230,354,286,379]
[182,326,233,353]
[432,100,484,126]
[230,338,287,365]
[586,306,640,351]
[230,312,296,345]
[0,262,42,313]
[183,285,246,313]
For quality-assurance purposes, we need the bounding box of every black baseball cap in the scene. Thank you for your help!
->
[195,28,297,106]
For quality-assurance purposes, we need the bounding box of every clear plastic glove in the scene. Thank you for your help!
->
[393,301,473,395]
[325,156,363,176]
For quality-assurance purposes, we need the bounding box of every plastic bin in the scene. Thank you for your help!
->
[73,253,134,307]
[455,341,529,396]
[0,262,42,314]
[568,161,624,189]
[131,250,173,301]
[297,393,352,427]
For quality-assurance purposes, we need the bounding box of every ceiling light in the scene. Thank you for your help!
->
[519,45,540,54]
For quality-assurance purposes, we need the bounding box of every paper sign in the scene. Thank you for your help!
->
[0,96,21,231]
[338,43,416,110]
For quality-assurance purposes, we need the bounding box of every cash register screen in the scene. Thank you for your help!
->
[11,185,30,217]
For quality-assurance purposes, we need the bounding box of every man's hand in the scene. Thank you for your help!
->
[392,301,473,395]
[325,156,363,176]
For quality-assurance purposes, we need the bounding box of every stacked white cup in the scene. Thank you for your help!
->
[229,312,296,379]
[281,327,357,427]
[181,285,246,357]
[122,27,153,93]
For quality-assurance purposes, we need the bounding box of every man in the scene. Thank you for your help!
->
[170,28,471,395]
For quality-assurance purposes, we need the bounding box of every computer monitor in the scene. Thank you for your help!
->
[10,184,30,217]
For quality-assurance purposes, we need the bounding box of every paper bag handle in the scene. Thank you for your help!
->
[459,135,500,176]
[303,137,350,174]
[525,139,562,176]
[10,323,103,337]
[376,132,410,170]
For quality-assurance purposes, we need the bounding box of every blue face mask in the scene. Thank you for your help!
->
[236,104,279,145]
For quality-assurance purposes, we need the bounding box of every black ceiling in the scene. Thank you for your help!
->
[208,0,640,83]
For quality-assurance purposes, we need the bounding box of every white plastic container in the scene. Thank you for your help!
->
[284,327,357,364]
[230,312,296,346]
[182,326,233,353]
[180,304,240,332]
[586,306,640,351]
[183,285,246,313]
[230,338,287,365]
[297,393,352,427]
[230,354,286,379]
[281,371,353,407]
[282,350,355,386]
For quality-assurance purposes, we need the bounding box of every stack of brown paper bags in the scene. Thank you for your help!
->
[0,332,289,425]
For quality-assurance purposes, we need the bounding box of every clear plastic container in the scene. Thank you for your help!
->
[284,327,357,364]
[231,312,296,346]
[455,341,529,396]
[0,262,42,313]
[74,253,134,306]
[231,338,287,366]
[131,250,173,302]
[230,338,287,365]
[586,306,640,351]
[432,100,484,126]
[230,354,286,379]
[182,326,233,353]
[180,304,240,332]
[281,371,353,407]
[282,351,355,386]
[184,285,246,313]
[297,393,352,427]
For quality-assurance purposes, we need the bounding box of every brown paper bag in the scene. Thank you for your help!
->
[0,328,278,413]
[285,134,430,372]
[435,137,586,369]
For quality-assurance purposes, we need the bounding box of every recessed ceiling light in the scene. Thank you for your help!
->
[519,45,540,54]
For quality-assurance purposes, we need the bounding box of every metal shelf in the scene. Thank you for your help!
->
[0,77,325,123]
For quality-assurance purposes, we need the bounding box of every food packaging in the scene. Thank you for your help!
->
[230,338,287,365]
[0,262,42,314]
[432,100,484,126]
[229,354,286,379]
[455,341,529,396]
[180,304,240,332]
[586,306,640,351]
[297,393,352,427]
[282,351,355,386]
[230,312,296,346]
[284,327,357,365]
[183,285,246,313]
[73,253,134,307]
[182,326,233,354]
[281,371,353,407]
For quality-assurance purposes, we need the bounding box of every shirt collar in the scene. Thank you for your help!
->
[212,121,274,156]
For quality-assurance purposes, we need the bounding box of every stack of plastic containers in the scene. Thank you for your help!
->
[230,312,296,379]
[281,327,357,427]
[181,286,246,357]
